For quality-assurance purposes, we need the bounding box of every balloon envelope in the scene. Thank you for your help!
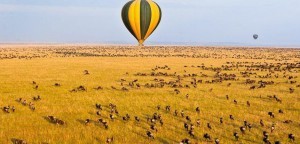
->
[253,34,258,40]
[122,0,162,46]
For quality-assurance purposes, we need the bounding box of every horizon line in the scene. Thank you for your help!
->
[0,42,300,49]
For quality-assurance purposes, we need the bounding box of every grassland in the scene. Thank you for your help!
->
[0,45,299,144]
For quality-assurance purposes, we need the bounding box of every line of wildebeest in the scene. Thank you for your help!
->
[0,46,299,60]
[1,46,299,144]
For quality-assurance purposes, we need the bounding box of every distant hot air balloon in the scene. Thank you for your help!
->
[121,0,162,46]
[253,34,258,40]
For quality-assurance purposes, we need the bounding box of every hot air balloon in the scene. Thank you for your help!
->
[121,0,162,46]
[253,34,258,40]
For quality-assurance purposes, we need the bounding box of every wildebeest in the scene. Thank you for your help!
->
[234,132,239,140]
[240,126,246,134]
[196,107,200,113]
[215,138,220,144]
[288,133,295,141]
[106,137,114,143]
[268,112,275,118]
[180,138,191,144]
[260,119,264,127]
[203,133,211,141]
[146,131,154,139]
[188,130,195,137]
[11,138,27,144]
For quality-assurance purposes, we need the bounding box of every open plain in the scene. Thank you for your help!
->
[0,45,299,144]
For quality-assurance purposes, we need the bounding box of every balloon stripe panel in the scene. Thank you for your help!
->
[140,0,152,40]
[121,1,137,40]
[152,1,162,35]
[144,1,160,40]
[128,1,139,40]
[134,0,142,40]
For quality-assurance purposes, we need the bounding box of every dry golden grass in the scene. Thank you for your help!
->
[0,45,299,144]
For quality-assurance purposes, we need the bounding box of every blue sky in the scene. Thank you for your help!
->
[0,0,299,46]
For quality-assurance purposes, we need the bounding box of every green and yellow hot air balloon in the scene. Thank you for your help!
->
[121,0,162,46]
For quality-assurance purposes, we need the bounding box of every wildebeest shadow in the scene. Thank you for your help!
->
[131,130,148,139]
[76,119,87,125]
[157,137,178,144]
[95,137,103,143]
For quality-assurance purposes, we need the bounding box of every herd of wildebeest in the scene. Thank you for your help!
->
[0,46,299,144]
[0,45,299,60]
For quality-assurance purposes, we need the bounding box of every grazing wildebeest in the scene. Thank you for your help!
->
[196,119,201,127]
[288,134,295,141]
[275,141,281,144]
[157,105,161,110]
[56,119,65,125]
[3,106,10,113]
[233,100,237,104]
[12,138,27,144]
[85,119,90,125]
[174,110,178,116]
[279,109,284,113]
[186,116,191,122]
[150,124,158,132]
[84,70,89,75]
[184,122,189,131]
[166,106,171,112]
[234,132,239,140]
[268,112,275,118]
[180,110,184,117]
[54,83,61,87]
[207,123,212,129]
[11,106,15,112]
[196,107,200,113]
[230,115,234,120]
[289,88,295,93]
[33,95,41,101]
[22,100,27,106]
[203,133,211,141]
[135,116,140,122]
[283,120,293,124]
[260,119,264,127]
[240,126,246,134]
[271,124,275,132]
[247,123,252,131]
[106,137,114,143]
[159,119,163,126]
[180,138,190,144]
[110,114,115,121]
[96,111,101,116]
[188,130,195,137]
[263,131,269,138]
[263,137,271,144]
[247,101,250,107]
[146,131,154,139]
[95,103,102,110]
[98,118,109,129]
[48,115,56,122]
[215,138,220,144]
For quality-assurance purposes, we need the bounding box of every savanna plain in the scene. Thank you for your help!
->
[0,45,299,144]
